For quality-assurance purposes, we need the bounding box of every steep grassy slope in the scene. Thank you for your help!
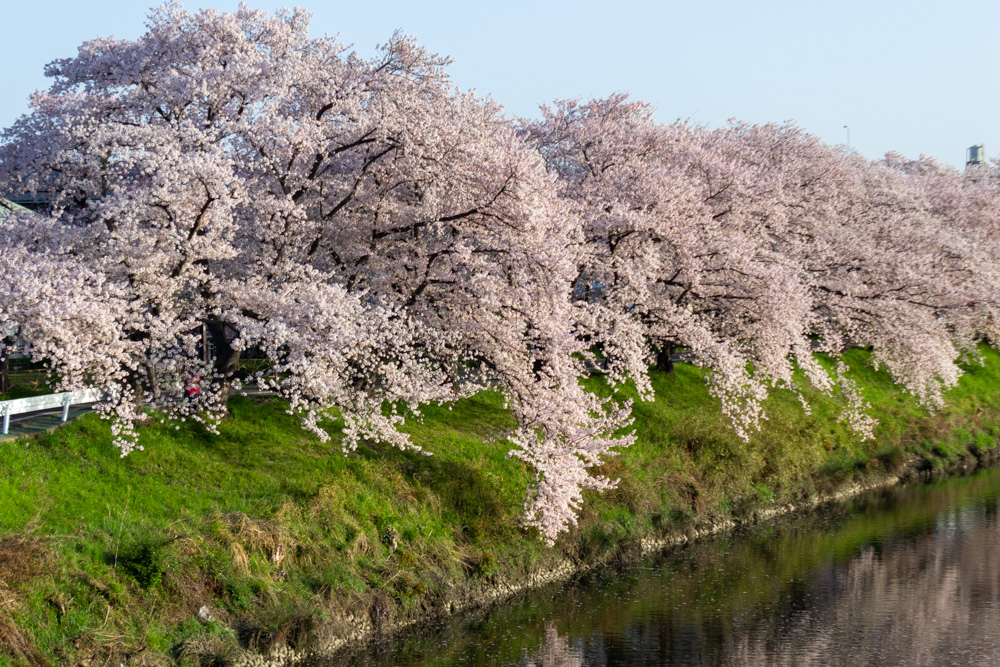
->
[2,347,1000,665]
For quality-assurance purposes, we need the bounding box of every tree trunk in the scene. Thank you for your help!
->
[655,343,676,376]
[127,372,146,414]
[0,335,13,395]
[207,319,242,403]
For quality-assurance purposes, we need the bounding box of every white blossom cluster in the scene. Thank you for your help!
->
[1,7,997,543]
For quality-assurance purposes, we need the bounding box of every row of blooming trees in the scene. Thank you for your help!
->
[1,5,998,543]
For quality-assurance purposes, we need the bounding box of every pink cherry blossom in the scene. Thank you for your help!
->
[0,4,630,543]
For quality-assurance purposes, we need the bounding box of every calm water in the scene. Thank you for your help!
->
[330,467,1000,666]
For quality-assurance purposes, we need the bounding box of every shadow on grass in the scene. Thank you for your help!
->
[371,445,511,540]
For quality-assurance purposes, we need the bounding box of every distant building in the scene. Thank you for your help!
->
[8,192,50,213]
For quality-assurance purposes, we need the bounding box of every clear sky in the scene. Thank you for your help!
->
[2,0,996,167]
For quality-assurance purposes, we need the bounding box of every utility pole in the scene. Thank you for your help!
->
[843,125,850,150]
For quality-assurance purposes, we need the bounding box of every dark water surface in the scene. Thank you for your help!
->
[329,468,1000,666]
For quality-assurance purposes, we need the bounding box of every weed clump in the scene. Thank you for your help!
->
[116,539,167,589]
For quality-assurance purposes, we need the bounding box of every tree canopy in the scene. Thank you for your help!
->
[2,4,998,543]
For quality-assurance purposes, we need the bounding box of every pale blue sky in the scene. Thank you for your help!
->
[2,0,996,167]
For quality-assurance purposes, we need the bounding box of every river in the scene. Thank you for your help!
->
[328,467,1000,666]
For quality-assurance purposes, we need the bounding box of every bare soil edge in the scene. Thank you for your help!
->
[229,447,1000,667]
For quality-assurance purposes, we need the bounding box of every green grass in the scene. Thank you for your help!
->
[2,347,1000,664]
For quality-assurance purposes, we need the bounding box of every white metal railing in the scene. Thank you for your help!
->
[1,388,102,435]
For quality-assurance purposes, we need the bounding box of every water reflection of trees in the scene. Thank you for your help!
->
[519,622,583,667]
[340,472,1000,666]
[724,502,1000,666]
[557,495,1000,665]
[518,477,1000,665]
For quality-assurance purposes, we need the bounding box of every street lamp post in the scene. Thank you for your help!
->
[843,125,850,150]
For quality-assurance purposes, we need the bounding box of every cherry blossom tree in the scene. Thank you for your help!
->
[525,98,817,437]
[0,3,631,543]
[881,153,1000,350]
[704,123,988,427]
[527,96,995,438]
[753,134,990,410]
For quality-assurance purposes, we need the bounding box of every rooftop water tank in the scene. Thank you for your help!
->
[967,145,985,167]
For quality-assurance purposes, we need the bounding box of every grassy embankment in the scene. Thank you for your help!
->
[2,347,1000,664]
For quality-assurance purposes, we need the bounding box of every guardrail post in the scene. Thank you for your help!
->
[62,394,72,422]
[2,405,9,435]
